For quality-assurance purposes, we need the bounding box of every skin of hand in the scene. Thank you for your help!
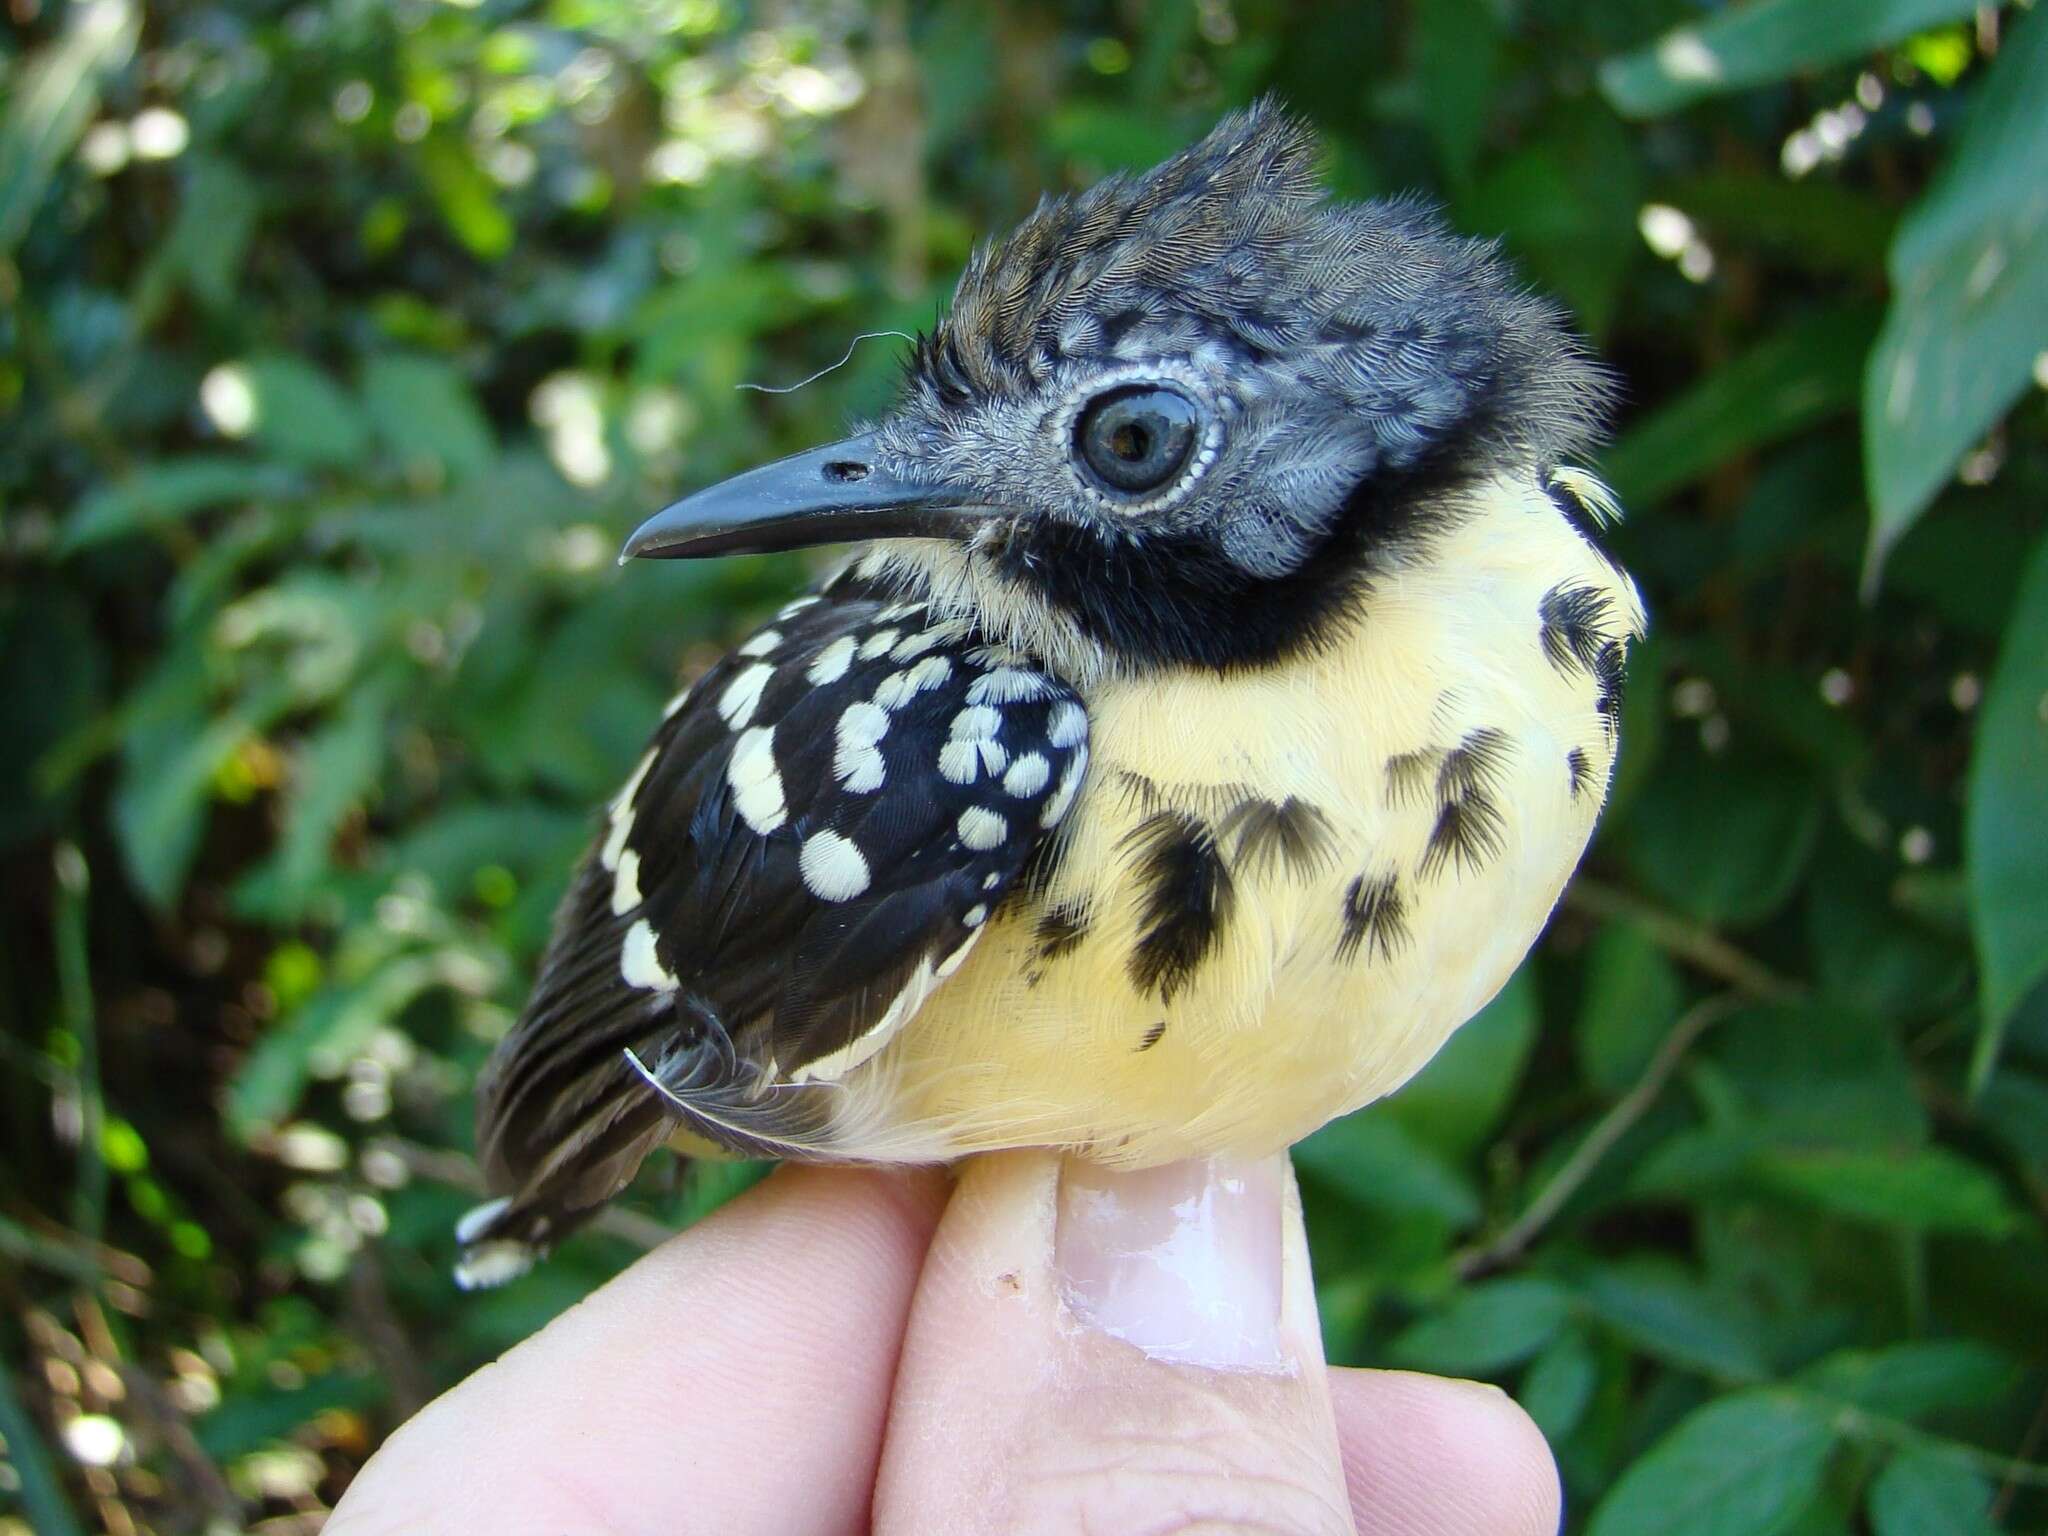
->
[326,1153,1561,1536]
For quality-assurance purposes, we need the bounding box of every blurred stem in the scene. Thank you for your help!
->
[118,1364,240,1528]
[0,1358,87,1536]
[1821,1400,2048,1489]
[1455,993,1746,1279]
[53,842,106,1243]
[1993,1387,2048,1522]
[1565,876,1804,1002]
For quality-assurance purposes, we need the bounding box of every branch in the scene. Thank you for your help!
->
[1565,875,1805,1002]
[1455,993,1747,1279]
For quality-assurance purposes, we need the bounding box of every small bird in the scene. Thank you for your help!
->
[456,103,1643,1286]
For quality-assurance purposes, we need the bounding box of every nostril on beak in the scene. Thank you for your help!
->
[823,460,871,483]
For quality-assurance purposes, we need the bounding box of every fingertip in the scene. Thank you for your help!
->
[331,1162,950,1536]
[1328,1369,1562,1536]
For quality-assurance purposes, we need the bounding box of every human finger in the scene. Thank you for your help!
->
[327,1162,948,1536]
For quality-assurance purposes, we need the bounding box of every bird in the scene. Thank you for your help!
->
[454,101,1644,1287]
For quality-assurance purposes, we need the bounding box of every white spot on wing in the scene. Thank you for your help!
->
[876,654,952,709]
[718,663,774,729]
[621,918,679,991]
[858,628,900,660]
[738,628,782,657]
[778,594,822,619]
[454,1197,511,1245]
[1047,701,1088,749]
[1003,751,1049,797]
[800,829,871,900]
[939,740,979,784]
[455,1239,537,1290]
[808,635,857,685]
[834,702,889,793]
[601,748,658,871]
[958,806,1007,850]
[963,902,988,927]
[611,848,643,915]
[727,726,787,833]
[967,668,1046,705]
[950,705,1001,741]
[1041,745,1087,827]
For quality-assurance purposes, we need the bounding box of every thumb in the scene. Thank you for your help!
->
[874,1149,1355,1536]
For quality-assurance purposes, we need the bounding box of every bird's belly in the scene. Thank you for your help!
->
[820,505,1636,1166]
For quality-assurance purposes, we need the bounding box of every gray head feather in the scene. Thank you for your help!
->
[869,100,1614,652]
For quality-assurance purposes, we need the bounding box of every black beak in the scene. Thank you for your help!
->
[621,432,985,562]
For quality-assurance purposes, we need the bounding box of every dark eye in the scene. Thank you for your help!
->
[1074,385,1200,497]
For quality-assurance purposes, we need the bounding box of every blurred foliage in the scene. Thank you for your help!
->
[3,0,2046,1531]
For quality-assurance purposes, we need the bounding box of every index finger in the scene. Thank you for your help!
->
[327,1163,948,1536]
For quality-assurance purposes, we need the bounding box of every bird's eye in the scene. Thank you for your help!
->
[1074,385,1200,497]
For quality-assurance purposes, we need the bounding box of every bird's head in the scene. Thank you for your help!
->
[626,102,1611,673]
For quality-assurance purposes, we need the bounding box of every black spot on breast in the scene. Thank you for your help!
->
[1113,769,1164,814]
[1136,1020,1168,1052]
[1593,641,1626,737]
[1567,746,1595,800]
[1539,584,1613,676]
[1122,811,1235,1003]
[1033,901,1091,962]
[1419,728,1511,880]
[1336,872,1409,964]
[1385,748,1440,809]
[1218,795,1336,880]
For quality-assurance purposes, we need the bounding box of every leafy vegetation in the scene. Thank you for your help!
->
[3,1,2045,1531]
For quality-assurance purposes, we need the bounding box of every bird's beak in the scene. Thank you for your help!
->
[621,432,985,562]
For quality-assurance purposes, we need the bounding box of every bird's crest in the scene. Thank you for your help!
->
[909,99,1611,473]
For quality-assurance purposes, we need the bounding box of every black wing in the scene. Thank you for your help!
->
[459,583,1089,1280]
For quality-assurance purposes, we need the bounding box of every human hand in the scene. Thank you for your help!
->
[327,1152,1559,1535]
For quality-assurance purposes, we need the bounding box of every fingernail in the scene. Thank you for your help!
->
[1054,1154,1287,1370]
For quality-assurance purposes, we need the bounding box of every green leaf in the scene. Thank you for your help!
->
[1867,1451,1997,1536]
[1575,1260,1771,1383]
[256,681,392,912]
[1381,961,1538,1160]
[1293,1112,1481,1226]
[1623,748,1822,927]
[0,589,105,849]
[1389,1276,1572,1376]
[361,353,496,485]
[61,456,307,553]
[226,953,447,1139]
[113,678,292,909]
[1520,1328,1599,1441]
[1414,0,1501,189]
[0,0,139,255]
[1865,14,2048,585]
[1965,532,2048,1089]
[193,1369,383,1461]
[1655,173,1897,277]
[1711,1001,1928,1150]
[154,155,261,314]
[1751,1146,2022,1237]
[1797,1340,2019,1422]
[1577,920,1683,1095]
[1602,303,1877,509]
[239,355,372,470]
[1587,1390,1836,1536]
[1600,0,1977,118]
[418,135,513,259]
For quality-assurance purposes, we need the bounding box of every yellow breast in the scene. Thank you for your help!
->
[708,473,1640,1167]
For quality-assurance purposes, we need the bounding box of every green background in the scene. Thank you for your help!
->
[4,1,2047,1531]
